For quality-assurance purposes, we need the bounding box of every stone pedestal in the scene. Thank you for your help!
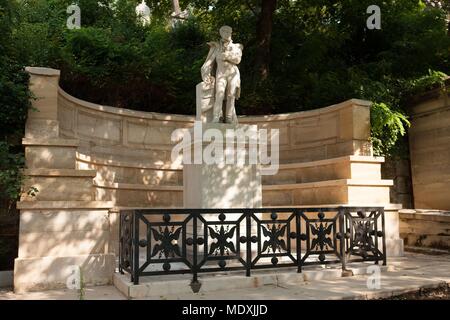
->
[183,123,262,262]
[183,123,262,209]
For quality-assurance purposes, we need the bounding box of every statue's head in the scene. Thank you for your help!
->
[219,25,232,41]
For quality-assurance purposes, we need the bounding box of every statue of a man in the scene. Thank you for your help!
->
[201,26,243,124]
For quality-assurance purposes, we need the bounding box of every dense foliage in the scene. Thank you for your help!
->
[0,0,31,212]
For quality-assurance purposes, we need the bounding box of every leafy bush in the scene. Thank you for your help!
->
[0,0,32,214]
[0,142,26,213]
[370,103,410,156]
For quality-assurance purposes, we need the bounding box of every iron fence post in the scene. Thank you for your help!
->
[381,208,387,266]
[246,212,251,277]
[339,207,347,272]
[192,213,198,283]
[296,210,301,273]
[118,212,123,275]
[133,210,140,285]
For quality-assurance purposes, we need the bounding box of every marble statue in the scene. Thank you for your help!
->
[199,26,243,124]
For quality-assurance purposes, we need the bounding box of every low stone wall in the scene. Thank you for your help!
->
[399,209,450,249]
[381,158,413,209]
[408,84,450,210]
[58,86,373,167]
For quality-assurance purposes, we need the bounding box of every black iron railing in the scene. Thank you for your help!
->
[119,207,386,285]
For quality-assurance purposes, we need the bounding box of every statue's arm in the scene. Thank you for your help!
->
[223,44,243,65]
[201,42,218,81]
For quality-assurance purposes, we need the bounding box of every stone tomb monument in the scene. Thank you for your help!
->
[184,25,262,209]
[184,27,262,262]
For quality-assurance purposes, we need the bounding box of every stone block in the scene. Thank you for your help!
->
[95,185,183,207]
[347,186,391,204]
[18,230,110,258]
[14,253,115,293]
[25,146,77,169]
[19,209,110,233]
[25,120,59,139]
[26,69,60,121]
[77,111,121,142]
[21,176,94,201]
[183,123,262,209]
[350,162,381,180]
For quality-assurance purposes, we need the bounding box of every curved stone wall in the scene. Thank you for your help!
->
[57,86,373,204]
[58,86,373,166]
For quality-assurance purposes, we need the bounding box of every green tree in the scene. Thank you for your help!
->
[6,0,450,158]
[0,0,32,211]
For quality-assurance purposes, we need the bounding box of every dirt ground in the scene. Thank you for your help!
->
[385,283,450,300]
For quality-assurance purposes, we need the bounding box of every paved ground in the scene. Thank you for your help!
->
[0,252,449,300]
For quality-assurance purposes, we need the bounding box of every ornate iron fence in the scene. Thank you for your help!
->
[119,207,386,285]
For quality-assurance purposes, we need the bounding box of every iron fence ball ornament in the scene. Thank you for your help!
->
[318,211,325,220]
[163,262,171,271]
[139,239,148,247]
[218,259,226,269]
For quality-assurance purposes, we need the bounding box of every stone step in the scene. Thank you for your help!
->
[76,148,175,168]
[94,182,183,207]
[263,155,383,185]
[114,264,391,299]
[76,153,182,186]
[78,154,384,188]
[23,138,79,169]
[23,168,96,177]
[91,179,392,207]
[21,170,96,201]
[16,200,114,210]
[262,179,393,206]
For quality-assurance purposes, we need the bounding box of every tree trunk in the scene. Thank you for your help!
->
[255,0,277,81]
[171,0,181,16]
